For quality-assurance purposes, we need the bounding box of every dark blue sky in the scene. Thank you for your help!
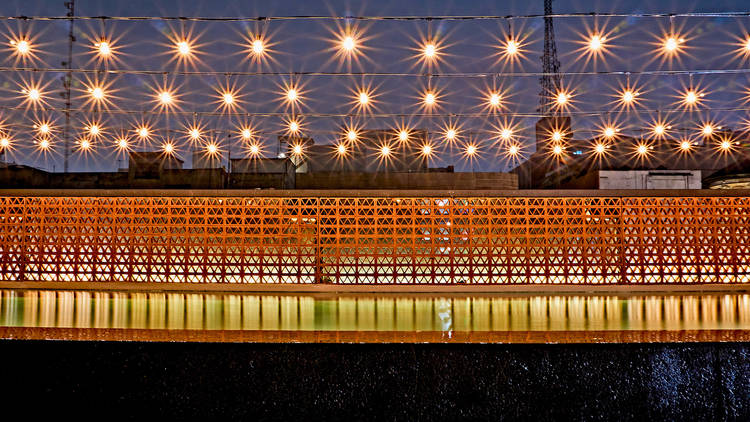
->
[0,0,749,172]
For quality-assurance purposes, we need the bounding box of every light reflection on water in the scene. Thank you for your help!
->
[2,290,750,333]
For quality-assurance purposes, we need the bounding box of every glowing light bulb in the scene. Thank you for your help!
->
[555,91,569,106]
[622,90,636,104]
[249,144,260,155]
[292,144,303,156]
[163,142,174,154]
[595,143,606,154]
[380,145,391,156]
[96,41,111,57]
[465,145,477,156]
[89,87,105,100]
[603,127,617,139]
[241,128,253,140]
[288,121,300,133]
[117,138,128,149]
[158,91,173,105]
[252,39,264,55]
[358,91,369,105]
[636,144,649,155]
[552,144,563,155]
[0,137,8,148]
[684,91,699,105]
[680,140,692,151]
[488,92,502,107]
[12,39,30,55]
[398,130,409,142]
[552,130,563,142]
[79,139,91,150]
[189,128,201,140]
[342,36,356,52]
[337,144,347,155]
[588,34,605,51]
[702,124,714,136]
[88,125,100,136]
[287,88,298,102]
[423,43,436,58]
[206,143,218,154]
[26,88,41,102]
[445,129,457,141]
[37,123,50,135]
[505,39,519,55]
[424,92,436,106]
[222,92,234,105]
[500,128,513,140]
[177,40,191,56]
[653,124,666,136]
[421,144,432,156]
[137,127,150,139]
[347,130,358,141]
[720,140,732,150]
[38,139,49,150]
[508,144,519,156]
[664,37,682,52]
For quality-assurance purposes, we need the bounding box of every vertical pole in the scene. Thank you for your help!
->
[62,1,75,173]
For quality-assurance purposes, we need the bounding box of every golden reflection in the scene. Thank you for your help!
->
[4,292,750,340]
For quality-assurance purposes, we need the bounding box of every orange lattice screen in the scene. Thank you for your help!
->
[0,195,748,284]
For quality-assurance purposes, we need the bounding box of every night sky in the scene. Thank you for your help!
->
[0,0,749,172]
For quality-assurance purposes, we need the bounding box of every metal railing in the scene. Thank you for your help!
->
[1,193,749,284]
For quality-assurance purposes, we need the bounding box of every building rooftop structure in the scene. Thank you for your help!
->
[513,117,750,189]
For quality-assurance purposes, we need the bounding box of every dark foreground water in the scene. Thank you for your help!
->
[1,340,749,420]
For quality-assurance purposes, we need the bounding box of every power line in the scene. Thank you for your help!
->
[3,12,750,22]
[5,65,750,79]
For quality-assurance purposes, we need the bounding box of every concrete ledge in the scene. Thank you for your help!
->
[1,188,750,198]
[1,281,749,294]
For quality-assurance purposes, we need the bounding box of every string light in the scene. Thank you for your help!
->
[205,142,219,155]
[79,139,92,151]
[507,144,519,156]
[240,127,254,141]
[444,127,458,142]
[636,143,650,156]
[552,144,564,155]
[35,122,52,136]
[291,143,304,156]
[602,126,618,139]
[380,144,391,157]
[10,39,31,56]
[588,34,606,52]
[252,39,265,55]
[116,137,129,150]
[86,124,102,137]
[37,138,50,151]
[346,129,358,141]
[594,143,606,154]
[188,127,202,141]
[719,139,733,151]
[551,130,564,142]
[420,144,433,157]
[248,143,261,155]
[398,130,409,142]
[136,126,151,139]
[499,127,513,141]
[663,35,685,54]
[162,142,175,154]
[336,143,347,156]
[679,139,693,151]
[176,40,191,56]
[0,137,9,149]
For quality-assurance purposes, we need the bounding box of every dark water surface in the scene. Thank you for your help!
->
[1,340,749,419]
